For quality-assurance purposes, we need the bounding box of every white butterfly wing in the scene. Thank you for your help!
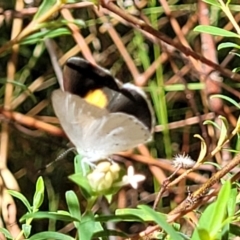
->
[80,112,151,157]
[52,89,151,161]
[52,89,108,153]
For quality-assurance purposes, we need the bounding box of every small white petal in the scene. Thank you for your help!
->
[129,174,146,189]
[127,166,134,177]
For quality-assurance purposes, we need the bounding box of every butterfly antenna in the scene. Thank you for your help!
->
[38,147,76,173]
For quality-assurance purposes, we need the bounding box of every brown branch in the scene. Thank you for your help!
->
[1,109,65,137]
[168,153,240,220]
[100,0,240,81]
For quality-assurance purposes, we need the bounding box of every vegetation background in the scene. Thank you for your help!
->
[0,0,239,239]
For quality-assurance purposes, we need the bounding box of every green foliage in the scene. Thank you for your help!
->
[191,181,234,240]
[194,25,240,38]
[194,0,240,62]
[0,0,240,239]
[6,177,240,239]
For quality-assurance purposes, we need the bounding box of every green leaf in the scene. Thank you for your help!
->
[20,211,79,222]
[66,190,81,238]
[211,94,240,109]
[74,155,85,174]
[66,191,81,221]
[0,228,13,239]
[33,0,57,20]
[116,208,165,222]
[194,26,240,38]
[203,0,221,7]
[33,177,45,211]
[44,28,72,39]
[138,205,183,240]
[203,120,221,130]
[209,180,231,237]
[192,181,231,239]
[236,116,240,133]
[93,229,128,238]
[20,28,72,45]
[231,52,240,58]
[0,79,37,103]
[232,67,240,73]
[38,19,85,29]
[74,155,90,175]
[68,173,93,199]
[22,224,32,238]
[227,186,237,218]
[29,231,75,240]
[96,213,143,222]
[217,116,228,146]
[79,211,95,240]
[92,221,104,236]
[218,42,240,50]
[194,134,207,163]
[8,190,32,213]
[164,83,205,91]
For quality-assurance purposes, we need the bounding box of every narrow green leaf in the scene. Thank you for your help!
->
[208,181,231,238]
[66,191,81,221]
[203,0,221,7]
[203,120,221,130]
[194,26,240,38]
[74,155,85,174]
[232,67,240,73]
[227,186,237,218]
[44,28,72,39]
[218,42,240,50]
[116,208,165,222]
[93,229,128,238]
[73,154,90,176]
[193,181,231,239]
[194,134,207,163]
[236,116,240,133]
[211,94,240,109]
[66,190,81,238]
[33,177,45,211]
[138,205,183,240]
[231,52,240,58]
[79,211,95,240]
[164,83,205,91]
[38,19,85,29]
[20,28,72,45]
[68,173,93,199]
[29,231,75,240]
[33,0,57,20]
[20,211,79,222]
[0,79,37,103]
[96,213,143,222]
[133,30,150,70]
[8,190,32,213]
[0,228,13,239]
[217,116,228,146]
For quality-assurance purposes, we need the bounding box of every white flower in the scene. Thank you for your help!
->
[120,166,146,189]
[173,153,195,169]
[87,161,121,192]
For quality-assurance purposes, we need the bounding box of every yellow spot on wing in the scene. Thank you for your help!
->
[84,89,107,108]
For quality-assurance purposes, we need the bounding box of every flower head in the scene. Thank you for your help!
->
[173,153,195,169]
[87,161,120,192]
